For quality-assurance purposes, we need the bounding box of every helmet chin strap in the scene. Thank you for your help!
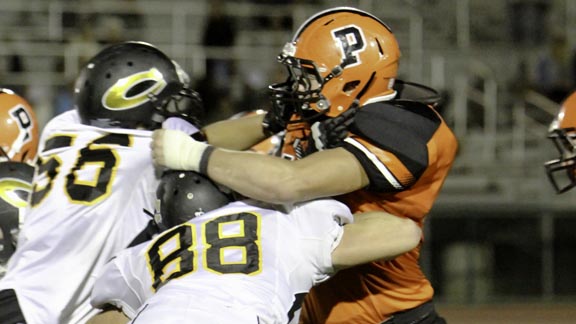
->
[317,55,367,115]
[321,37,358,85]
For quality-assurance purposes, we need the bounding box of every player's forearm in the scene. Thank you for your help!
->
[152,130,368,203]
[152,129,293,202]
[331,211,422,271]
[207,149,307,203]
[207,148,367,204]
[203,114,267,150]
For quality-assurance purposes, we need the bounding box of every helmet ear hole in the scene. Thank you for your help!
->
[343,80,360,93]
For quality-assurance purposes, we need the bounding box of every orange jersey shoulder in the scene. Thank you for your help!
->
[282,101,458,323]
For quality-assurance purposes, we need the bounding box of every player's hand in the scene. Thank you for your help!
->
[308,105,358,153]
[151,129,211,172]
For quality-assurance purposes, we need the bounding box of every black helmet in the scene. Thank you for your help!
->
[74,41,203,130]
[155,170,232,229]
[0,162,34,263]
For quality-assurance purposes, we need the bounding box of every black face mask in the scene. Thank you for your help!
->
[545,128,576,193]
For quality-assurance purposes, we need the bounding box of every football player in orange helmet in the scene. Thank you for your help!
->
[545,91,576,193]
[0,89,38,279]
[152,7,455,324]
[0,89,39,165]
[268,7,399,122]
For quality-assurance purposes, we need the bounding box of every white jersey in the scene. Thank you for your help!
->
[0,110,160,324]
[91,199,353,324]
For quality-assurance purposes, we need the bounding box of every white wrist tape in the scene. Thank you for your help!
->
[160,129,211,172]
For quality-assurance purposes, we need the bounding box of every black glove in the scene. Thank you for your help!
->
[308,104,358,153]
[262,94,295,136]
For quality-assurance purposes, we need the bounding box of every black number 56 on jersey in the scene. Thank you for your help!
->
[147,212,262,291]
[31,133,131,206]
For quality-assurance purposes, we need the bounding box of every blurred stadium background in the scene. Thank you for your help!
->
[1,0,576,322]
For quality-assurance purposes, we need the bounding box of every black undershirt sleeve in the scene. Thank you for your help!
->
[343,101,441,192]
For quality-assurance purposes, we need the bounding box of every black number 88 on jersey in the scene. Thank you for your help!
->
[147,212,262,291]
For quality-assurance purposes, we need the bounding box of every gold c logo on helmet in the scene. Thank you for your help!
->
[102,68,168,111]
[0,177,32,208]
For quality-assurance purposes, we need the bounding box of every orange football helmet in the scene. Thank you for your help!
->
[269,7,400,121]
[545,91,576,193]
[0,89,39,165]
